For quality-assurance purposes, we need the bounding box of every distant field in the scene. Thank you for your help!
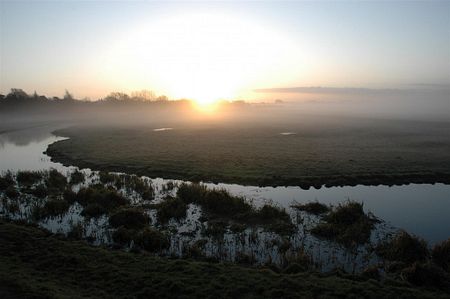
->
[46,118,450,187]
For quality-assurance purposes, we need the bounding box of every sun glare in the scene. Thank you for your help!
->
[102,12,299,105]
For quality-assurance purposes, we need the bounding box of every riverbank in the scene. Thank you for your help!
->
[1,219,449,299]
[46,124,450,189]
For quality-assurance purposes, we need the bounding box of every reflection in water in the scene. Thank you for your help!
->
[153,127,173,132]
[0,127,449,244]
[0,125,71,172]
[0,125,64,148]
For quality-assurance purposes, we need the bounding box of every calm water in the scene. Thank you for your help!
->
[1,125,449,244]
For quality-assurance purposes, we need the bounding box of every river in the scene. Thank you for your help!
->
[0,124,449,244]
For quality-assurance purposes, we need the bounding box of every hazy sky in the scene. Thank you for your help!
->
[1,1,449,101]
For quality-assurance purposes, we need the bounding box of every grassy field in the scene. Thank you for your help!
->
[1,219,449,299]
[46,118,450,188]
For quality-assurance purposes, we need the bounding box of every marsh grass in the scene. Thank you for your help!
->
[69,170,85,185]
[176,183,294,234]
[311,201,378,247]
[112,226,169,252]
[155,196,187,223]
[136,227,170,252]
[45,169,67,192]
[29,184,48,198]
[202,220,228,238]
[32,198,70,220]
[67,222,84,240]
[109,207,150,229]
[376,230,429,264]
[282,250,313,273]
[5,200,20,215]
[432,238,450,272]
[0,172,15,190]
[74,185,130,216]
[4,186,19,199]
[291,201,330,215]
[16,170,43,186]
[401,262,450,290]
[123,175,154,200]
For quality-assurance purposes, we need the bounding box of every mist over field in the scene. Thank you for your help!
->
[1,86,449,130]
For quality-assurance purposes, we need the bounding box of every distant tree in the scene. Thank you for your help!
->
[105,92,130,102]
[131,90,156,101]
[63,90,74,101]
[156,95,168,101]
[10,88,28,98]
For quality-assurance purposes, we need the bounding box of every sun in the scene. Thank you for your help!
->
[102,12,299,103]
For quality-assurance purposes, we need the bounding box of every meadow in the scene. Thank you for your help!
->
[46,117,450,188]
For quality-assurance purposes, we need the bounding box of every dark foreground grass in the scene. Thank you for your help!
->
[45,123,450,188]
[1,220,449,299]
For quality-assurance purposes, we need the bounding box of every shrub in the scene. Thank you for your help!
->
[432,238,450,272]
[156,196,187,224]
[376,230,429,264]
[291,201,330,215]
[109,208,149,229]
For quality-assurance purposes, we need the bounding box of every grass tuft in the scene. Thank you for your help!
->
[291,201,330,215]
[155,196,187,224]
[376,230,429,264]
[311,201,378,247]
[109,208,150,229]
[432,238,450,272]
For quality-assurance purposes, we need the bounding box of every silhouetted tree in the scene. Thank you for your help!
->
[131,90,155,101]
[63,90,74,101]
[105,92,130,102]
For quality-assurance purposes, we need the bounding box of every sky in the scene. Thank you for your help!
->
[1,0,449,102]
